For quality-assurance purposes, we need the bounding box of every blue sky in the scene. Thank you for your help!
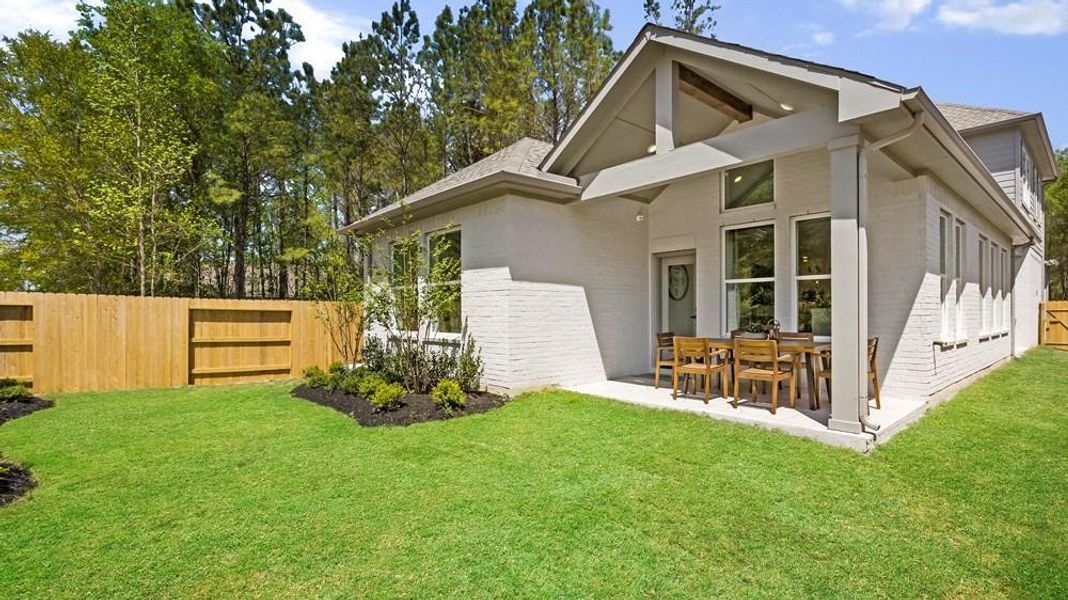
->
[5,0,1066,146]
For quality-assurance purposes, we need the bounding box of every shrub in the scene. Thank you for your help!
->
[361,337,406,384]
[369,382,405,411]
[431,379,466,412]
[325,361,349,390]
[302,365,329,388]
[356,373,386,398]
[338,367,368,396]
[0,382,30,401]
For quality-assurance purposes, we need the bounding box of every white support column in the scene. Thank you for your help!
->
[654,57,678,155]
[828,134,869,434]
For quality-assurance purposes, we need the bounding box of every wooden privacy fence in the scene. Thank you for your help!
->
[0,292,356,393]
[1040,301,1068,350]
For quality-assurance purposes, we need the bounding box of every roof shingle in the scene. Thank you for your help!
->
[936,102,1032,132]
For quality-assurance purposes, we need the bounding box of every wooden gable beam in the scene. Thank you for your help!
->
[677,64,752,123]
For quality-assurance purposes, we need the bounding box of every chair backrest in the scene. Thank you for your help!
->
[733,338,778,365]
[868,337,879,363]
[655,331,675,349]
[673,336,709,365]
[778,331,814,343]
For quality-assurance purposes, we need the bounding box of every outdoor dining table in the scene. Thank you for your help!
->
[704,337,831,409]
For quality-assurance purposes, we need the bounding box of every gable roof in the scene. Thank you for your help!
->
[936,102,1032,132]
[340,138,579,234]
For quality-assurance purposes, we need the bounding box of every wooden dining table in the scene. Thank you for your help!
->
[704,337,830,409]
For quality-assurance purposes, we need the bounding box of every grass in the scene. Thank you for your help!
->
[1,349,1066,599]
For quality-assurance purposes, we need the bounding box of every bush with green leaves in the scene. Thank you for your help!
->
[0,379,30,401]
[301,365,328,388]
[356,373,386,398]
[361,328,483,393]
[369,382,405,411]
[338,367,368,396]
[431,379,466,412]
[325,361,349,390]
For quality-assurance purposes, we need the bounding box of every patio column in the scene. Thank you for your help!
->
[654,57,678,154]
[828,134,869,434]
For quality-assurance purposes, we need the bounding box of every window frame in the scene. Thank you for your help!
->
[954,219,966,340]
[425,226,463,336]
[791,213,831,340]
[722,220,777,335]
[721,159,775,213]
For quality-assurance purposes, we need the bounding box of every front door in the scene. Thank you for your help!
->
[661,255,696,337]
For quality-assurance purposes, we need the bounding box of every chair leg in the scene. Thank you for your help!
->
[770,379,778,415]
[672,367,678,400]
[731,376,739,409]
[750,379,757,403]
[654,361,660,389]
[789,373,796,409]
[703,370,710,404]
[719,364,728,399]
[871,370,882,409]
[812,378,821,410]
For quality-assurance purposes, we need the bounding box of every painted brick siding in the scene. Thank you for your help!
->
[1014,245,1044,354]
[922,176,1013,396]
[868,178,930,399]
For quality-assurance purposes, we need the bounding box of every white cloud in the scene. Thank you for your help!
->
[811,28,836,45]
[937,0,1068,34]
[0,0,80,40]
[273,0,370,76]
[840,0,934,30]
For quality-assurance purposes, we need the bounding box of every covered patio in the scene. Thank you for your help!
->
[565,373,928,451]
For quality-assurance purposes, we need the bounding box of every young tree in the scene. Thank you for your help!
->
[642,0,720,36]
[1045,149,1068,299]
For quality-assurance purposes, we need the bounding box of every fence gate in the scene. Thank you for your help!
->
[1040,301,1068,350]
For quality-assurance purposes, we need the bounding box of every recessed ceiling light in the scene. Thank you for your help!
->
[733,175,743,183]
[646,144,657,154]
[780,102,795,112]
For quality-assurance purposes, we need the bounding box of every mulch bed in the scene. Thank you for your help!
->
[0,396,54,426]
[0,461,36,506]
[292,384,507,427]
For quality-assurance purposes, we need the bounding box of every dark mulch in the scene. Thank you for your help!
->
[0,396,54,426]
[0,461,36,506]
[292,384,507,427]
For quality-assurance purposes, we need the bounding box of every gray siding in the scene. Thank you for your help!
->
[961,129,1019,202]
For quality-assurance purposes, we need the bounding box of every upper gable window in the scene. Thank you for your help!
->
[724,161,774,210]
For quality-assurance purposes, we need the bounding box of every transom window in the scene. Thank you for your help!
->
[724,161,774,210]
[724,224,775,332]
[795,217,831,337]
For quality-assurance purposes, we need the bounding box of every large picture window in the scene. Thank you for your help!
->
[954,219,965,339]
[724,161,774,210]
[390,237,420,332]
[795,217,831,337]
[428,229,462,334]
[724,224,775,332]
[979,236,989,334]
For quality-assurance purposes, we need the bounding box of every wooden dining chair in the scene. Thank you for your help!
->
[812,337,882,410]
[777,331,814,400]
[653,331,675,389]
[672,337,729,403]
[732,338,797,415]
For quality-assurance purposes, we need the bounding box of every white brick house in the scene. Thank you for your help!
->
[343,25,1058,437]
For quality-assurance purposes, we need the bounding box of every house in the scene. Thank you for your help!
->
[342,25,1058,440]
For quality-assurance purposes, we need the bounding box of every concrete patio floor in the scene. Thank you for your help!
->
[565,374,928,452]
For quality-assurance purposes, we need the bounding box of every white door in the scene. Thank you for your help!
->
[661,255,696,337]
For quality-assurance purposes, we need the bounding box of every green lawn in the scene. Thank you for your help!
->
[1,350,1066,599]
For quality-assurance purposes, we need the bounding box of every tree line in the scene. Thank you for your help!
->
[0,0,719,299]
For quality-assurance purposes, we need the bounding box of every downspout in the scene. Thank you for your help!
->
[852,109,927,434]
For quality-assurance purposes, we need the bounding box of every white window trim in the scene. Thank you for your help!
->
[425,226,463,338]
[791,213,831,341]
[721,220,776,335]
[721,159,775,213]
[979,235,990,338]
[954,219,966,341]
[937,211,958,345]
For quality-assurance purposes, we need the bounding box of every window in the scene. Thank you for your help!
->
[939,212,952,340]
[1022,144,1039,215]
[795,217,831,337]
[1002,247,1011,331]
[990,242,998,332]
[979,236,988,334]
[724,161,774,210]
[428,228,462,334]
[724,224,775,332]
[954,220,965,339]
[390,237,420,331]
